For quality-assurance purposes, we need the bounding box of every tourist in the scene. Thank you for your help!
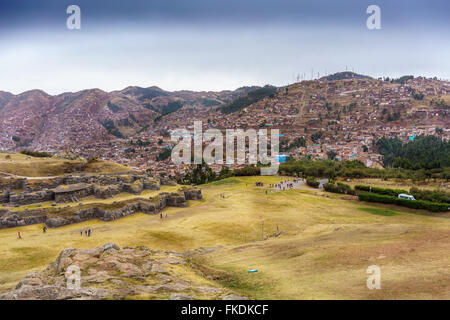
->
[88,229,91,237]
[43,226,47,233]
[18,231,22,239]
[80,229,83,236]
[85,229,87,236]
[160,213,163,219]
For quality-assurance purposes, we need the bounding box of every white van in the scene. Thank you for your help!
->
[398,194,416,201]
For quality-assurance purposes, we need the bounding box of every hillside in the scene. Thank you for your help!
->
[0,75,448,173]
[320,71,372,81]
[0,86,256,152]
[0,153,133,177]
[219,85,277,114]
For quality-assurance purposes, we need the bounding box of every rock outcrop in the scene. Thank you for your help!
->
[160,177,177,186]
[0,173,162,206]
[9,189,54,206]
[182,187,202,200]
[0,244,244,300]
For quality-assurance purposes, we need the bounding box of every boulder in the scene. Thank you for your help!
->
[103,243,120,251]
[46,218,68,228]
[1,244,234,300]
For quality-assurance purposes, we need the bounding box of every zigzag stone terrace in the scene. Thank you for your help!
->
[0,173,202,229]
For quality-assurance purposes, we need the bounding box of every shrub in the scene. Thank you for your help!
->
[357,193,449,212]
[354,185,407,197]
[156,148,172,161]
[20,150,52,158]
[306,177,320,188]
[410,187,450,204]
[324,182,356,195]
[107,101,123,112]
[234,166,260,176]
[102,119,124,139]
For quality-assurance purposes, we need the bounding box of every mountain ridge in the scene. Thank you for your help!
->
[0,85,263,151]
[319,71,372,81]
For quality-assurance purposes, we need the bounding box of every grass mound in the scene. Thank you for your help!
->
[0,153,133,177]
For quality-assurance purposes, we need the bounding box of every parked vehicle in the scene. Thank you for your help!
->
[398,193,416,201]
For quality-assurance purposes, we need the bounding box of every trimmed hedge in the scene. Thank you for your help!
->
[358,193,449,212]
[323,182,356,195]
[410,187,450,204]
[306,177,320,188]
[354,185,408,197]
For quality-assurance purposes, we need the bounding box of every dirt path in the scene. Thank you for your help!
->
[0,171,72,180]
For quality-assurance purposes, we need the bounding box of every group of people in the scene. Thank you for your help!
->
[80,228,92,237]
[18,225,93,239]
[270,179,304,191]
[159,213,168,219]
[254,179,305,195]
[17,225,48,239]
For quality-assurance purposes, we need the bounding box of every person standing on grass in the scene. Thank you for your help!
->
[80,229,83,236]
[43,226,47,233]
[88,229,91,237]
[18,231,22,239]
[85,229,87,236]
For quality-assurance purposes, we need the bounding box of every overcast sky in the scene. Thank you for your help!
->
[0,0,449,94]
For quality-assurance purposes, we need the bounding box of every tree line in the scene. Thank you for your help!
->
[375,135,450,170]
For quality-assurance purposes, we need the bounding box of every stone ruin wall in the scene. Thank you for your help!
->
[54,185,95,203]
[0,188,202,229]
[9,190,55,206]
[0,173,162,206]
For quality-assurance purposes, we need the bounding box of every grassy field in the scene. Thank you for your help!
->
[0,152,133,177]
[337,177,449,191]
[0,176,448,299]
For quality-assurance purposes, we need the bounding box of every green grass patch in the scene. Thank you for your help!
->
[358,207,397,216]
[211,265,272,297]
[206,178,241,187]
[140,231,193,247]
[3,247,52,272]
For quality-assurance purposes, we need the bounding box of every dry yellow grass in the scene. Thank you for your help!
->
[337,178,449,191]
[0,153,133,177]
[0,176,448,299]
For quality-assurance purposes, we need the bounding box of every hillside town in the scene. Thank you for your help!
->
[0,75,449,177]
